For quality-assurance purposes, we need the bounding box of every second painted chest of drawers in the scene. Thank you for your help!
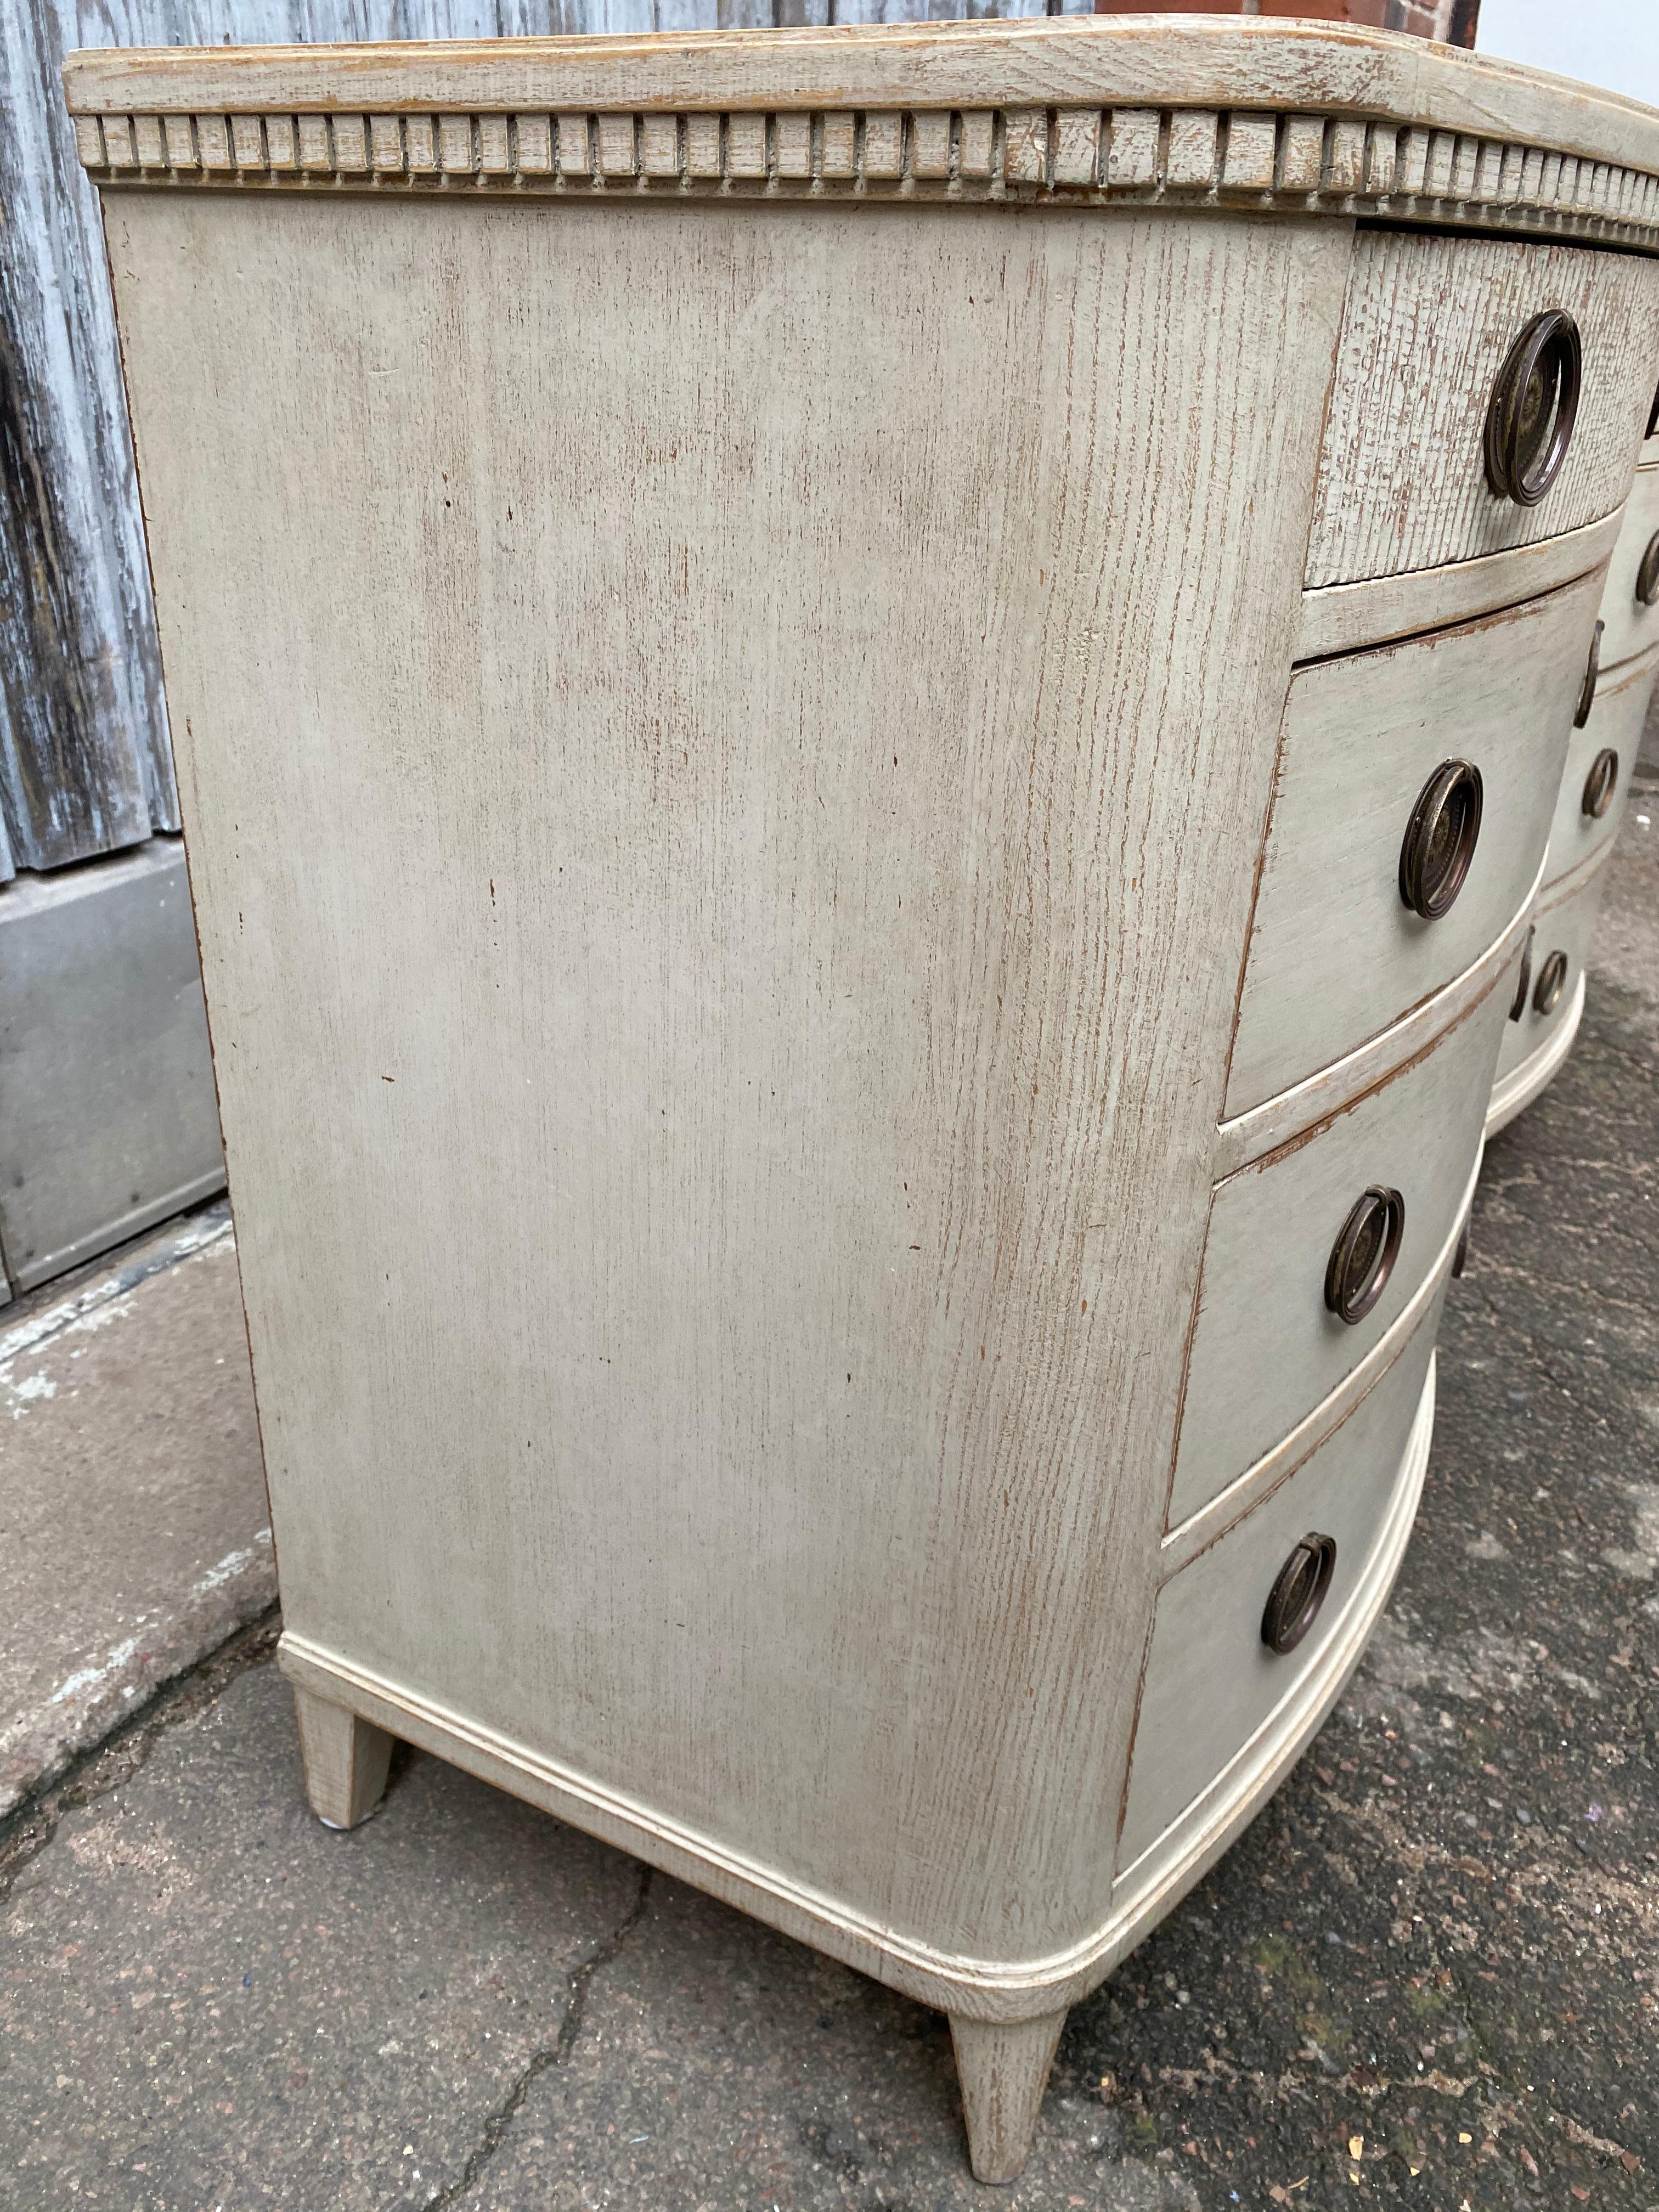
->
[67,17,1659,2182]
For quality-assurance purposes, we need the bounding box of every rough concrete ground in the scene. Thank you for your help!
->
[0,1204,273,1820]
[1,806,1655,2211]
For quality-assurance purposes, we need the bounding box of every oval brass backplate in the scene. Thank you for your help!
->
[1400,760,1483,921]
[1262,1533,1338,1656]
[1582,747,1618,820]
[1534,948,1568,1016]
[1509,924,1536,1021]
[1484,309,1582,507]
[1325,1186,1406,1327]
[1573,620,1604,730]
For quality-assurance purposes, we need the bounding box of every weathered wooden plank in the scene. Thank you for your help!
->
[0,1,176,871]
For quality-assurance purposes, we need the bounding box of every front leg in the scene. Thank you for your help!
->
[949,2006,1068,2183]
[292,1686,393,1830]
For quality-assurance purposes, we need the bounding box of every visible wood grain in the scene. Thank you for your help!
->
[1295,509,1620,663]
[292,1684,393,1828]
[1163,1163,1471,1573]
[1226,569,1600,1118]
[1114,1352,1433,1906]
[0,0,178,871]
[1541,642,1659,891]
[108,185,1349,1973]
[59,18,1659,188]
[949,2010,1069,2185]
[1594,464,1659,672]
[1120,1312,1439,1872]
[1173,969,1505,1528]
[278,1346,1431,2018]
[1212,873,1536,1181]
[1306,233,1659,588]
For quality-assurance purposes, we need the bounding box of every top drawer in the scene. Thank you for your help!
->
[1307,233,1659,590]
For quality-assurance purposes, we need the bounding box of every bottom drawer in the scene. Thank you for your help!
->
[1490,862,1607,1099]
[1117,1313,1440,1877]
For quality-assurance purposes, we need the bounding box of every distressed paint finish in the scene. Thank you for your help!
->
[1173,972,1507,1529]
[9,0,1073,876]
[1227,569,1602,1119]
[1121,1312,1441,1874]
[106,184,1348,1974]
[1307,232,1659,588]
[77,17,1659,2183]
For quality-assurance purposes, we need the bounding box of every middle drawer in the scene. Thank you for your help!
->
[1172,966,1509,1531]
[1227,567,1599,1117]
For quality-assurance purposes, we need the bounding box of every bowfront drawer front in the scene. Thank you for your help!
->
[1121,1320,1438,1876]
[1227,571,1597,1118]
[1174,977,1504,1530]
[1596,466,1659,670]
[1543,642,1659,888]
[1491,862,1607,1095]
[1307,232,1659,590]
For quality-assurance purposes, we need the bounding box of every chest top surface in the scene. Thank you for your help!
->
[61,19,1659,252]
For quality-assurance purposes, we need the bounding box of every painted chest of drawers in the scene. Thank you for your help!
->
[67,19,1659,2182]
[1488,407,1659,1134]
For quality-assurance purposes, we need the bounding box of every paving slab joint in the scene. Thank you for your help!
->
[422,1861,656,2208]
[0,1607,280,1905]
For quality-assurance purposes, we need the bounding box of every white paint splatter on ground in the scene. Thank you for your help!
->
[0,1210,234,1420]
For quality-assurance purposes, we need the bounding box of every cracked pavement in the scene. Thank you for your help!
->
[1,798,1655,2210]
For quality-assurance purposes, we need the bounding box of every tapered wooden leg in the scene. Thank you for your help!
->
[949,2006,1068,2184]
[293,1686,393,1830]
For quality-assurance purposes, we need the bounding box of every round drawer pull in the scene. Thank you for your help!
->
[1509,924,1535,1021]
[1582,746,1619,819]
[1484,308,1582,506]
[1637,531,1659,609]
[1325,1186,1405,1327]
[1534,948,1568,1016]
[1573,620,1604,729]
[1400,759,1483,919]
[1262,1533,1338,1656]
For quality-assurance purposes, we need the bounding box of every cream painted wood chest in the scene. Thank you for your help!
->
[67,20,1659,2181]
[1488,408,1659,1136]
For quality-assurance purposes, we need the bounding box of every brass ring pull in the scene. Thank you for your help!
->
[1400,760,1483,919]
[1485,309,1582,506]
[1509,924,1534,1021]
[1325,1186,1405,1327]
[1262,1533,1338,1656]
[1533,949,1568,1017]
[1637,531,1659,608]
[1573,620,1604,729]
[1582,747,1619,819]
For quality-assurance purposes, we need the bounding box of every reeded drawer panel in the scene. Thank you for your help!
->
[1227,571,1596,1118]
[1120,1317,1438,1876]
[1306,232,1659,590]
[1174,977,1503,1530]
[1543,644,1658,888]
[1594,470,1659,670]
[1491,862,1608,1093]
